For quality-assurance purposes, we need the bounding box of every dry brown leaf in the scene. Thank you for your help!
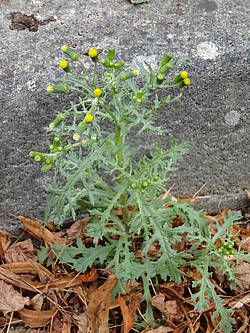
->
[19,308,57,328]
[31,294,44,311]
[61,320,71,333]
[73,313,88,333]
[51,315,63,333]
[0,267,45,292]
[17,215,64,246]
[151,295,184,324]
[87,275,118,333]
[1,262,52,280]
[5,239,37,264]
[0,231,11,253]
[78,267,98,282]
[142,327,173,333]
[241,237,250,253]
[151,293,165,313]
[67,217,89,240]
[118,295,134,333]
[245,189,250,200]
[0,280,30,316]
[235,262,250,292]
[229,294,250,309]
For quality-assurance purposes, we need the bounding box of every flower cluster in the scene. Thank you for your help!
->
[219,240,234,256]
[174,70,191,88]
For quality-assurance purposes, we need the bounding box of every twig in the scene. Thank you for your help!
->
[193,183,206,198]
[6,312,13,333]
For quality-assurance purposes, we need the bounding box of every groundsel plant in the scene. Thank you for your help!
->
[31,46,249,332]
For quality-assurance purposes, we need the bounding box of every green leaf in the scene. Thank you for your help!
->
[130,0,151,5]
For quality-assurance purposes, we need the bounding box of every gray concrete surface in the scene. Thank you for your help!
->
[0,0,249,231]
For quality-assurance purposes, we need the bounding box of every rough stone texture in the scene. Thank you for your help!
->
[0,0,249,231]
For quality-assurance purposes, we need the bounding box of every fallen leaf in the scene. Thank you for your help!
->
[73,313,88,333]
[51,315,63,333]
[152,295,184,324]
[235,262,250,292]
[151,293,165,313]
[62,320,71,333]
[241,237,250,253]
[245,189,250,200]
[87,275,118,333]
[142,327,173,333]
[229,294,250,309]
[31,294,44,311]
[19,308,58,328]
[0,231,11,252]
[118,295,134,333]
[0,280,30,316]
[67,217,89,240]
[1,262,52,281]
[78,267,98,282]
[17,215,64,246]
[5,239,37,263]
[0,267,46,292]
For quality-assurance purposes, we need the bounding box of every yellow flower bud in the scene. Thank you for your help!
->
[85,114,94,123]
[88,48,98,58]
[47,86,53,93]
[61,45,68,53]
[73,133,80,141]
[133,69,139,77]
[183,78,191,86]
[180,71,188,79]
[49,123,55,129]
[94,88,102,97]
[59,60,68,69]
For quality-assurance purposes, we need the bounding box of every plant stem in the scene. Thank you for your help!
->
[92,62,97,87]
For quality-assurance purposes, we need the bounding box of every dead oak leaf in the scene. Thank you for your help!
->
[151,294,184,324]
[0,280,30,316]
[67,217,89,240]
[235,262,250,292]
[5,239,37,263]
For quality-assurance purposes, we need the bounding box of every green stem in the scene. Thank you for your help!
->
[114,124,129,224]
[78,60,89,78]
[92,62,97,87]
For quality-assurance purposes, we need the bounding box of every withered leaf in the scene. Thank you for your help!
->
[87,275,118,333]
[31,294,44,311]
[151,294,184,324]
[19,308,58,328]
[1,262,52,281]
[61,320,71,333]
[235,262,250,292]
[118,295,134,333]
[142,327,173,333]
[17,215,64,246]
[0,280,30,316]
[67,217,89,240]
[0,231,11,253]
[241,237,250,253]
[5,239,37,263]
[73,313,88,333]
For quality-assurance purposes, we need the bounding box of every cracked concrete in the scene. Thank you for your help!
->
[0,0,249,231]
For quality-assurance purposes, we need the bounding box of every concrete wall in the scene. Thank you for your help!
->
[0,0,249,231]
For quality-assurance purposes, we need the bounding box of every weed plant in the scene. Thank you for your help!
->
[31,46,249,332]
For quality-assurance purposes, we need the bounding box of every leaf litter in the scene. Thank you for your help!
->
[0,199,249,333]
